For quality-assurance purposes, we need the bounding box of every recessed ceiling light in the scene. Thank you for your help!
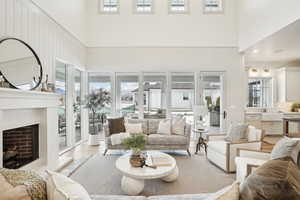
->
[252,49,259,54]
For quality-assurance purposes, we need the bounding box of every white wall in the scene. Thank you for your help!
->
[0,0,87,82]
[238,0,300,51]
[87,0,237,47]
[87,47,246,129]
[31,0,87,44]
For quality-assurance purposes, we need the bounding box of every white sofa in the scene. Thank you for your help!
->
[206,126,263,173]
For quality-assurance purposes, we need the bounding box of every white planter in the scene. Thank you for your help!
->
[88,134,100,146]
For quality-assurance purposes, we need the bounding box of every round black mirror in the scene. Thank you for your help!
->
[0,38,43,90]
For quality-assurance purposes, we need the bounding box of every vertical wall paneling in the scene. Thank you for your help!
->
[0,0,86,81]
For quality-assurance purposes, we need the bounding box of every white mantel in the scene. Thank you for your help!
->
[0,88,62,170]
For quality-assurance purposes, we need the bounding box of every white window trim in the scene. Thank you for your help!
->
[168,0,190,14]
[99,0,120,14]
[203,0,224,14]
[133,0,154,14]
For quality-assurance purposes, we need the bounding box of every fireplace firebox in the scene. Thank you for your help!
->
[3,124,39,169]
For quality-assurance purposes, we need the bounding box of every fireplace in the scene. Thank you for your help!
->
[3,124,39,169]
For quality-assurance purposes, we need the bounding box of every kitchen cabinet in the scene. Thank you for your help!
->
[277,67,300,102]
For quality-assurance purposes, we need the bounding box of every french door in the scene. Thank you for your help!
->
[198,72,227,133]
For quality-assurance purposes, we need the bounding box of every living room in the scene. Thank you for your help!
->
[1,0,300,199]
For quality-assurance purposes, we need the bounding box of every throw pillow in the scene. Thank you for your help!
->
[157,119,171,135]
[206,182,240,200]
[125,123,143,134]
[270,137,299,160]
[107,117,126,135]
[247,126,262,142]
[240,157,300,200]
[46,170,91,200]
[225,123,248,142]
[172,118,186,136]
[0,168,47,200]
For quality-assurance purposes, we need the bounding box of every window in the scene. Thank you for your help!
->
[248,78,272,108]
[203,0,223,13]
[135,0,152,13]
[100,0,119,13]
[169,0,188,13]
[55,61,68,152]
[74,70,82,143]
[143,73,167,119]
[88,73,112,139]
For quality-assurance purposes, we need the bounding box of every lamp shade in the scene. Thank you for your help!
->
[193,105,208,116]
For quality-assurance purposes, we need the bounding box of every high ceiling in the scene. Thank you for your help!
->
[244,19,300,67]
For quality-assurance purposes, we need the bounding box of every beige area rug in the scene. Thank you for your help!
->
[70,151,235,196]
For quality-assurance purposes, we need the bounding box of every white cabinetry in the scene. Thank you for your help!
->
[277,67,300,102]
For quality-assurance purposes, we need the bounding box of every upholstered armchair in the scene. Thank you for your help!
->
[235,140,300,183]
[206,126,264,173]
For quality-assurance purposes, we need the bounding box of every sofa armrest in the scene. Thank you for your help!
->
[207,134,226,142]
[237,148,271,160]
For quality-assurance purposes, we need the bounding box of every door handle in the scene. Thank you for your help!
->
[223,111,227,119]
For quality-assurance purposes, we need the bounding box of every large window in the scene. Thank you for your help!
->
[88,73,112,138]
[100,0,119,13]
[203,0,223,13]
[116,73,139,118]
[135,0,152,13]
[55,61,68,152]
[171,73,194,111]
[248,78,273,108]
[74,70,82,143]
[143,73,167,119]
[169,0,188,13]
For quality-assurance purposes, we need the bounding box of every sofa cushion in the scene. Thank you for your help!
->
[127,119,148,134]
[46,170,91,200]
[125,123,143,134]
[148,119,161,135]
[91,195,147,200]
[108,117,126,135]
[147,134,187,145]
[172,118,186,136]
[240,157,300,200]
[270,137,299,160]
[225,123,248,142]
[157,119,172,135]
[207,141,228,155]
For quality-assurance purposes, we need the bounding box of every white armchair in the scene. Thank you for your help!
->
[235,139,300,183]
[206,126,263,173]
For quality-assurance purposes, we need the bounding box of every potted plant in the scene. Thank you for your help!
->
[84,89,111,145]
[122,134,146,167]
[292,103,300,112]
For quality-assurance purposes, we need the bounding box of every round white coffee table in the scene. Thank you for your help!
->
[116,151,178,196]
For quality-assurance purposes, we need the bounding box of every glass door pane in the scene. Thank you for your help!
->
[143,72,167,119]
[88,73,112,139]
[199,72,223,133]
[171,72,195,123]
[55,61,68,152]
[74,69,82,143]
[116,73,139,118]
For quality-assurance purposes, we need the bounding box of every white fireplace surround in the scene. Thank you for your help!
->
[0,88,61,170]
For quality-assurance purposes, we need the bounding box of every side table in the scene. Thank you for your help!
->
[193,129,208,155]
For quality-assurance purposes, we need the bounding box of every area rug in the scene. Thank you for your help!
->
[70,151,235,196]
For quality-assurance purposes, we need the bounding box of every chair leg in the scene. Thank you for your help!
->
[187,149,191,157]
[103,149,108,156]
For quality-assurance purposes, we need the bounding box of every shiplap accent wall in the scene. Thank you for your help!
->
[0,0,86,82]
